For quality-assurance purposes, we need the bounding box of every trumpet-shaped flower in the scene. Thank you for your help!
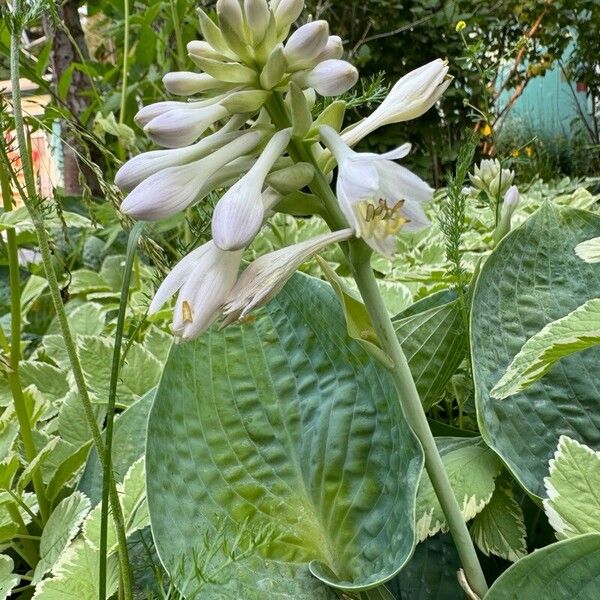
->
[320,125,433,257]
[120,131,262,220]
[211,129,291,250]
[115,129,242,192]
[222,228,354,325]
[149,241,243,340]
[294,59,358,96]
[341,59,450,147]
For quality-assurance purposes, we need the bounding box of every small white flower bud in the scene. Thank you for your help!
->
[295,59,358,96]
[186,40,230,61]
[244,0,271,44]
[259,44,287,89]
[283,20,329,70]
[315,35,343,61]
[272,0,304,34]
[220,89,271,113]
[217,0,247,41]
[162,72,230,96]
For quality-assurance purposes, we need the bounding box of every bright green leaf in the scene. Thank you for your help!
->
[33,492,91,584]
[0,555,19,599]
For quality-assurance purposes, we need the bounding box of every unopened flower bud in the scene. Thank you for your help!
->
[186,40,230,61]
[494,185,520,244]
[196,8,235,58]
[220,89,271,113]
[294,59,358,96]
[217,0,247,41]
[283,20,329,70]
[266,162,314,194]
[287,81,312,137]
[260,44,287,89]
[244,0,271,44]
[315,35,344,61]
[163,72,231,96]
[272,0,304,35]
[187,52,258,84]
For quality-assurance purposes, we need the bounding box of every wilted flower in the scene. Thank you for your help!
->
[211,129,291,250]
[120,131,262,220]
[149,241,243,340]
[222,228,354,325]
[320,125,432,257]
[341,59,450,147]
[469,158,515,198]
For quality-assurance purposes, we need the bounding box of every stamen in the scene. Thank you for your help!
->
[182,300,193,323]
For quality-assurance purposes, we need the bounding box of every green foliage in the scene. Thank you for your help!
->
[486,534,600,600]
[492,298,600,399]
[146,274,423,593]
[471,203,600,497]
[543,436,600,540]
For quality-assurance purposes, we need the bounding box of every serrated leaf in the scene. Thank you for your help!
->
[471,203,600,497]
[492,298,600,399]
[394,291,467,410]
[146,274,423,593]
[0,555,19,599]
[84,458,148,551]
[486,534,600,599]
[78,390,153,503]
[543,435,600,540]
[18,361,70,404]
[56,391,103,448]
[33,492,91,584]
[415,437,502,542]
[470,481,527,562]
[32,539,118,600]
[46,441,92,501]
[46,303,106,337]
[18,437,59,493]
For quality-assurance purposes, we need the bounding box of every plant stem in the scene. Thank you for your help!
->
[349,256,488,598]
[118,0,131,159]
[265,91,488,597]
[9,7,133,599]
[0,144,50,524]
[99,223,143,600]
[169,0,187,70]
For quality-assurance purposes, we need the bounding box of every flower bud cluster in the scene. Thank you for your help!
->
[115,0,451,340]
[469,158,515,198]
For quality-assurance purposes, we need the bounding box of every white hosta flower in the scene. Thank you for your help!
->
[143,102,230,148]
[149,241,243,340]
[115,129,242,192]
[341,59,450,147]
[212,129,291,250]
[469,159,515,198]
[217,0,247,41]
[222,228,354,325]
[294,59,358,96]
[120,131,262,220]
[283,20,329,70]
[320,125,432,257]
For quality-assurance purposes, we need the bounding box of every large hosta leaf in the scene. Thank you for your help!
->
[146,274,423,594]
[486,533,600,599]
[471,203,600,497]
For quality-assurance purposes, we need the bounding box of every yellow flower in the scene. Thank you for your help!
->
[481,123,492,137]
[511,149,520,158]
[455,20,467,32]
[525,145,534,157]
